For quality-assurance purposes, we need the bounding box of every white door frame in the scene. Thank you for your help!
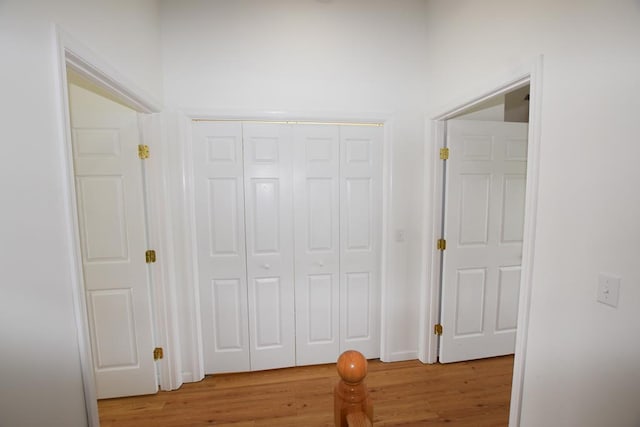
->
[417,56,543,426]
[179,110,395,375]
[53,27,180,426]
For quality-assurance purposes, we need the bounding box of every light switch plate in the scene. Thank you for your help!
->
[597,273,620,308]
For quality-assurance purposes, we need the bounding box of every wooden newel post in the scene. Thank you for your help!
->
[334,350,373,426]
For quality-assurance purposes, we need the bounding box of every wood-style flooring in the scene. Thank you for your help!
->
[99,355,514,426]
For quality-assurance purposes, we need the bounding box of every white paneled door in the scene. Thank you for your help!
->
[69,83,157,398]
[339,126,382,359]
[439,120,528,363]
[293,125,341,366]
[192,122,251,374]
[193,121,382,372]
[243,123,296,370]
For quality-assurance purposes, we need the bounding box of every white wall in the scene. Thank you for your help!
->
[423,0,640,425]
[159,0,430,364]
[0,1,162,425]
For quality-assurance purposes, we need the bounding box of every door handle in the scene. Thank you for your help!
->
[262,263,271,270]
[317,260,325,267]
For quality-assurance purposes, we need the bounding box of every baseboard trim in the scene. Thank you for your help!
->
[382,351,418,363]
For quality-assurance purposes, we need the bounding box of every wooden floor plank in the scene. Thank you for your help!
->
[99,356,513,426]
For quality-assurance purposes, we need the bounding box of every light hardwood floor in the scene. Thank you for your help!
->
[99,355,514,426]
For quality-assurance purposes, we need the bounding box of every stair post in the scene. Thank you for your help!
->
[334,350,373,426]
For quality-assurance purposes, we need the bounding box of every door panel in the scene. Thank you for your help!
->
[193,122,250,374]
[440,120,527,363]
[339,126,382,358]
[69,83,157,399]
[88,289,138,368]
[243,123,295,371]
[249,178,281,253]
[76,176,129,261]
[496,266,521,331]
[212,278,245,351]
[345,272,372,340]
[293,125,340,365]
[207,178,241,254]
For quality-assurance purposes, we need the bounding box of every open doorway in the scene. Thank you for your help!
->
[421,63,543,425]
[54,30,178,425]
[66,70,159,399]
[437,85,530,363]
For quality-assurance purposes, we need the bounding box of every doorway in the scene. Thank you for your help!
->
[438,84,530,363]
[56,30,177,425]
[420,63,543,425]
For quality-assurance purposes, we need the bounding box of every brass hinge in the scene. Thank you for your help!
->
[437,239,446,251]
[138,144,150,159]
[145,249,156,263]
[153,347,163,361]
[440,147,449,160]
[434,324,443,336]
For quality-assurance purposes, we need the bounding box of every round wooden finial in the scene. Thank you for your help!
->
[337,350,367,384]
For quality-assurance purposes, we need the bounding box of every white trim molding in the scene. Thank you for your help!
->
[416,55,544,426]
[58,28,161,114]
[53,25,166,426]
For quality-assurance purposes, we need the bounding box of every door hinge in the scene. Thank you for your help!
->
[145,249,156,263]
[434,324,443,336]
[138,144,150,159]
[437,239,446,251]
[153,347,163,361]
[440,147,449,160]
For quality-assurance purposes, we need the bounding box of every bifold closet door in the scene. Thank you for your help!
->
[192,122,250,374]
[340,126,382,359]
[194,121,381,373]
[242,123,295,371]
[193,121,296,373]
[293,125,341,366]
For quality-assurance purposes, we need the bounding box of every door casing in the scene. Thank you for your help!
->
[418,55,544,427]
[54,26,177,426]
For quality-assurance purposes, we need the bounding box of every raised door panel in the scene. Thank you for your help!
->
[76,176,129,262]
[249,179,281,254]
[454,269,486,336]
[339,126,382,359]
[192,121,250,373]
[293,125,340,366]
[345,272,372,341]
[69,83,157,398]
[207,178,241,255]
[243,123,295,371]
[211,279,245,351]
[88,289,138,369]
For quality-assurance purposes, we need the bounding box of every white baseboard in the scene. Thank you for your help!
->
[382,350,418,363]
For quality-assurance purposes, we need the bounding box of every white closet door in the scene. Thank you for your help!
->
[243,123,296,370]
[339,126,382,358]
[69,83,157,398]
[293,125,340,366]
[192,122,250,374]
